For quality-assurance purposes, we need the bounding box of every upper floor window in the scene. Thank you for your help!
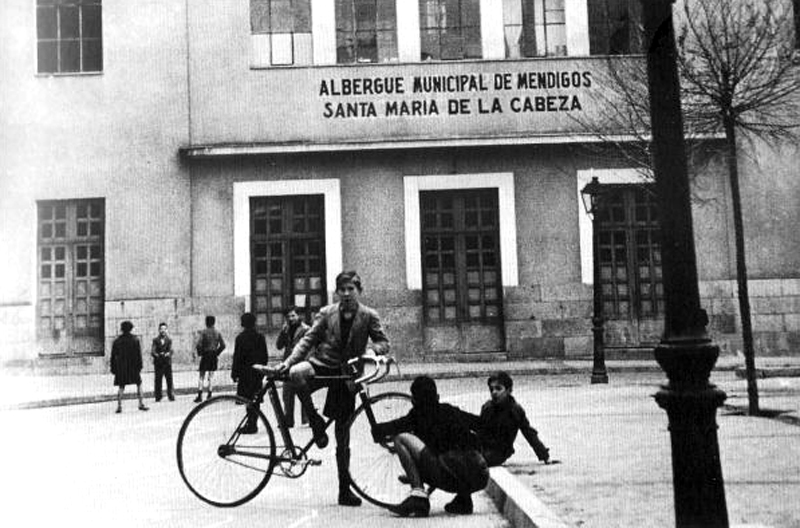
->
[36,0,102,74]
[251,0,313,66]
[419,0,482,60]
[588,0,642,55]
[336,0,398,63]
[794,0,800,49]
[502,0,566,58]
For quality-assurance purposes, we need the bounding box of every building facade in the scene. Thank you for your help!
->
[1,0,799,373]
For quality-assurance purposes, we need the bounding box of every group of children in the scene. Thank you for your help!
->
[109,269,552,520]
[374,371,552,517]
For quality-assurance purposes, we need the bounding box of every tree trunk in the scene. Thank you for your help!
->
[723,117,759,415]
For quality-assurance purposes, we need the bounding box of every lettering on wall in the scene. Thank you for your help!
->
[318,71,593,119]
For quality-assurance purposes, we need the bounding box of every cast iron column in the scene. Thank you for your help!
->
[640,1,729,527]
[591,217,608,384]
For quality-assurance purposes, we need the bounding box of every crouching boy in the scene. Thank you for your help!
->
[372,376,488,517]
[478,371,550,467]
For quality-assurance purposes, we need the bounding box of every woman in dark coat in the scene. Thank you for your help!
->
[111,320,149,413]
[231,312,268,433]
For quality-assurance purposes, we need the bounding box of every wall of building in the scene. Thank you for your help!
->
[0,0,192,366]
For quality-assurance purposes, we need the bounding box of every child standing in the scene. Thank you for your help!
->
[231,312,268,433]
[194,315,226,402]
[478,371,550,467]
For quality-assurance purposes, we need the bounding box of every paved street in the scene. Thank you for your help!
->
[501,372,800,528]
[0,379,510,528]
[2,372,799,527]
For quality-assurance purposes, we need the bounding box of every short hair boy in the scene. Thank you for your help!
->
[373,376,489,517]
[478,371,550,466]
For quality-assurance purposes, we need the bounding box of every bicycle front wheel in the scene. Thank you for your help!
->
[347,391,413,508]
[176,395,276,507]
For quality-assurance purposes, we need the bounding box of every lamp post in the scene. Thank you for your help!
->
[581,176,609,384]
[640,1,729,526]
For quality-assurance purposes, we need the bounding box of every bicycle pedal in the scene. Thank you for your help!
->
[307,459,322,466]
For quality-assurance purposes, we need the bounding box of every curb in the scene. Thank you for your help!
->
[734,367,800,379]
[0,361,746,411]
[485,467,570,528]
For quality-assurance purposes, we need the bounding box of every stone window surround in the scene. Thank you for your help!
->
[233,179,343,303]
[404,172,519,290]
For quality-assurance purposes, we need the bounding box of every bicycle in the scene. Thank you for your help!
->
[176,354,412,509]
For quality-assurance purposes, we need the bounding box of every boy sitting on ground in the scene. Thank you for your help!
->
[478,371,551,467]
[372,376,489,517]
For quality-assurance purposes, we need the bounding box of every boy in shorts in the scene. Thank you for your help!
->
[372,376,488,517]
[194,315,226,402]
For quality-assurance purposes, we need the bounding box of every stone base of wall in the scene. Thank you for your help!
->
[3,278,799,372]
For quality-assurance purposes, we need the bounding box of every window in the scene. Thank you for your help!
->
[595,186,663,319]
[419,0,482,60]
[251,0,313,66]
[36,0,102,74]
[251,196,327,329]
[502,0,537,58]
[37,200,104,353]
[794,0,800,49]
[336,0,398,63]
[588,0,643,55]
[421,190,502,323]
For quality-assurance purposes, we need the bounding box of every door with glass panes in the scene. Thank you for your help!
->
[420,189,505,354]
[595,185,664,348]
[37,200,105,356]
[250,196,327,330]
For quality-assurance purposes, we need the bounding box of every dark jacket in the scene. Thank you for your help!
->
[374,402,481,454]
[231,328,269,399]
[284,303,389,369]
[276,321,309,361]
[111,333,143,387]
[478,396,549,464]
[151,335,173,365]
[196,327,226,357]
[374,402,487,493]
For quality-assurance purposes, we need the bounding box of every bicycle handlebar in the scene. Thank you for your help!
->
[349,354,396,386]
[252,354,398,385]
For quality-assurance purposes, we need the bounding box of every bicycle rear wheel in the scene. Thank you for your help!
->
[176,395,276,507]
[347,392,413,508]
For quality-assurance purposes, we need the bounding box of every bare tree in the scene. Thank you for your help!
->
[577,0,800,414]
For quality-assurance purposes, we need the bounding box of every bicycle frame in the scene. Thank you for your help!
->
[227,355,396,466]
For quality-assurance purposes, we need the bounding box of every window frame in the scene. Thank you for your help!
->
[335,0,398,64]
[36,0,103,75]
[250,0,314,66]
[419,0,483,61]
[250,195,328,330]
[594,185,663,320]
[420,189,503,325]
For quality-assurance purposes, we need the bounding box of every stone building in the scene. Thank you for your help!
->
[1,0,799,373]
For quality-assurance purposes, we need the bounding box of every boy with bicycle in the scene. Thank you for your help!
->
[275,270,390,507]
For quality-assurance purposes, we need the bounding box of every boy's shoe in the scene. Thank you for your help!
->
[168,396,175,401]
[308,414,329,449]
[337,488,362,507]
[138,404,150,412]
[389,495,430,518]
[237,424,258,435]
[193,392,203,403]
[115,407,122,414]
[444,493,473,515]
[206,391,213,401]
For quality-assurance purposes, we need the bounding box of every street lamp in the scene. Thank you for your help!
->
[581,176,609,384]
[641,1,729,526]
